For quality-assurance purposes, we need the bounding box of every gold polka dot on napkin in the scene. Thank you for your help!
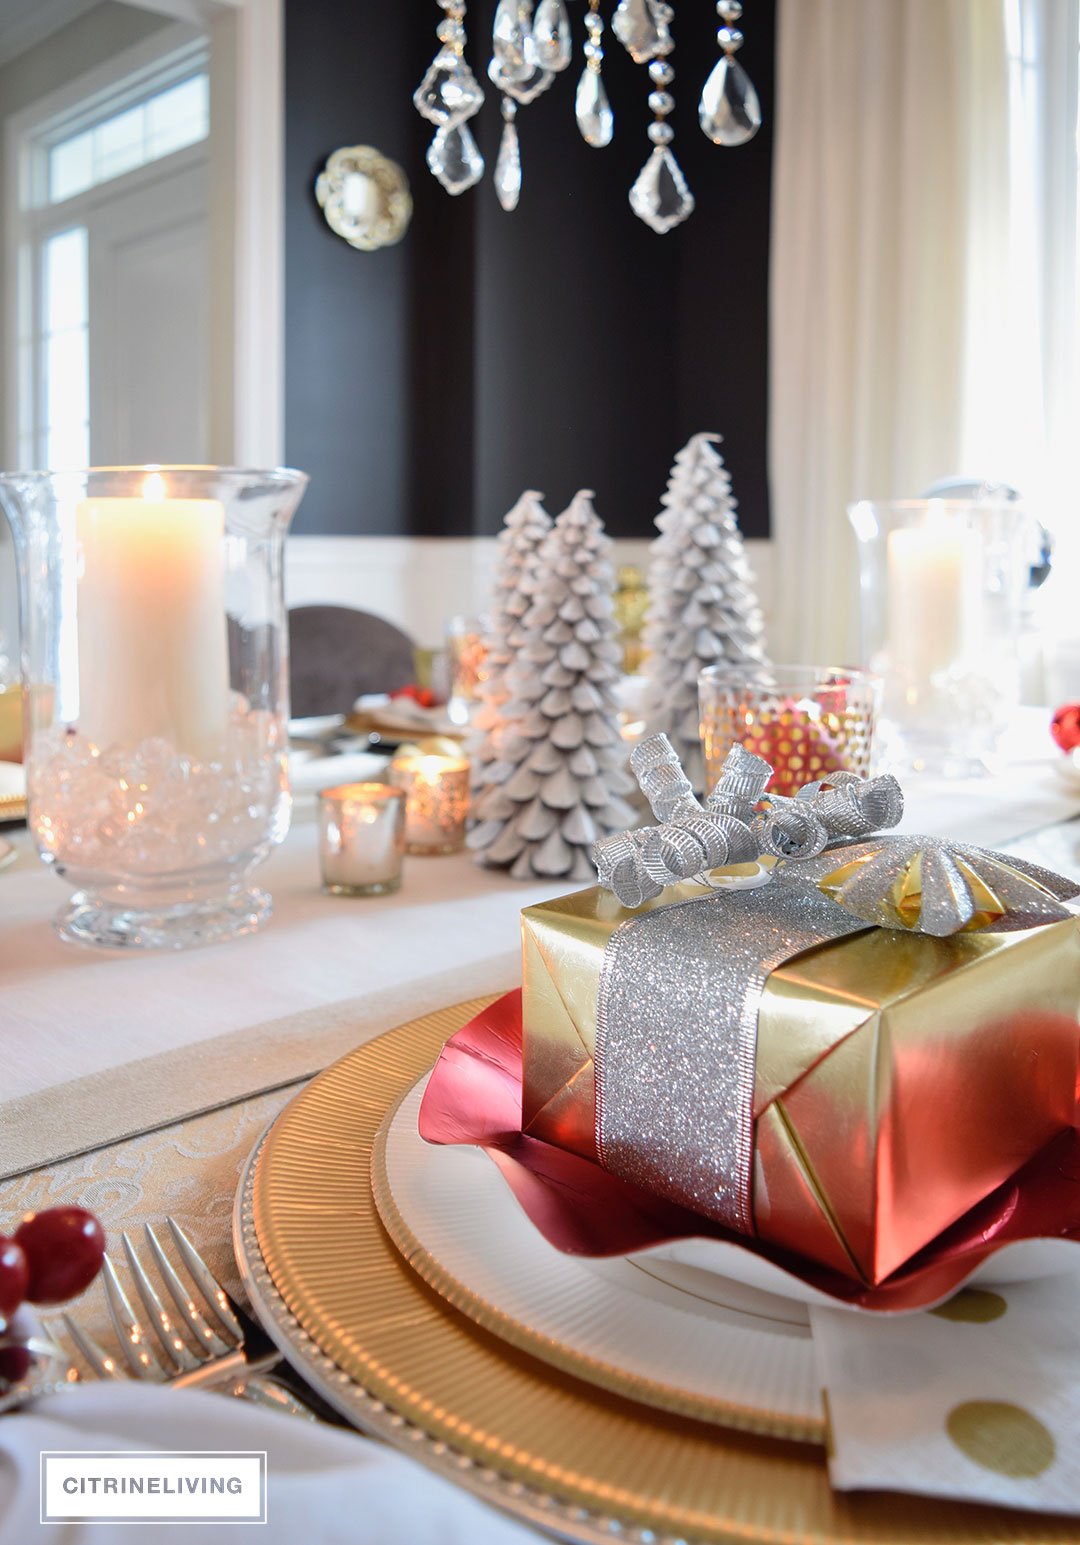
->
[946,1400,1055,1477]
[930,1289,1008,1324]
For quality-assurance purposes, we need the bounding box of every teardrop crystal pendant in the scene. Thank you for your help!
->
[414,46,485,126]
[628,145,694,233]
[488,54,554,103]
[427,121,485,195]
[612,0,663,63]
[699,54,761,145]
[493,0,536,83]
[495,111,522,210]
[533,0,572,71]
[575,67,613,147]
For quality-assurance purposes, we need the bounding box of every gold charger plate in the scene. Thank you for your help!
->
[372,1077,823,1443]
[241,998,1078,1545]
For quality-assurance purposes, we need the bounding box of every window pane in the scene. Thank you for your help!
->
[48,131,93,203]
[43,227,86,332]
[46,330,89,432]
[44,69,209,207]
[42,228,89,471]
[93,103,145,183]
[146,75,208,158]
[46,419,89,471]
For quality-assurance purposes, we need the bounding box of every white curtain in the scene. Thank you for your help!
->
[768,0,1012,663]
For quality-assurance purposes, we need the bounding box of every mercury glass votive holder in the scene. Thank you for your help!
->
[445,614,490,728]
[389,752,470,854]
[318,782,406,896]
[699,665,879,798]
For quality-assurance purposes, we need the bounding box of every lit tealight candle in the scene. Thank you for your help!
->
[318,782,406,896]
[390,752,470,854]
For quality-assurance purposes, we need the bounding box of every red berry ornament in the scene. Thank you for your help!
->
[0,1235,28,1323]
[1051,702,1080,754]
[15,1207,105,1305]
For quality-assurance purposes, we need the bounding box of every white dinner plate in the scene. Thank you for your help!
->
[378,1077,824,1440]
[384,1069,1080,1359]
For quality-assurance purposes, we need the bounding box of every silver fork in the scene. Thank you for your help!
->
[60,1218,316,1420]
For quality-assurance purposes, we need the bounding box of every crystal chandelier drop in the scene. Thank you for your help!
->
[413,0,762,233]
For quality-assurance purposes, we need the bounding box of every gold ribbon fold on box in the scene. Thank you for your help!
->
[521,874,1080,1285]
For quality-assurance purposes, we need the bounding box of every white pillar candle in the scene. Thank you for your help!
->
[75,473,229,761]
[886,521,978,683]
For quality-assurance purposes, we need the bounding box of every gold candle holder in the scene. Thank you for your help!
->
[390,752,470,855]
[318,782,406,896]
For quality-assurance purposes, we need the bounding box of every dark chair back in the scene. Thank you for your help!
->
[288,604,416,717]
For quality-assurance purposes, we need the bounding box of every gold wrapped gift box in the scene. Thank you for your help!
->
[521,879,1080,1285]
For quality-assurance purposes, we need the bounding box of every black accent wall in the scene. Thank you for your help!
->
[284,1,775,539]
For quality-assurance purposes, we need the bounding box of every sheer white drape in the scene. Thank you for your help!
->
[993,0,1080,669]
[768,0,1013,663]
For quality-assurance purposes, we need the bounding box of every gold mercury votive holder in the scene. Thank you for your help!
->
[699,665,879,798]
[390,752,470,855]
[318,782,406,896]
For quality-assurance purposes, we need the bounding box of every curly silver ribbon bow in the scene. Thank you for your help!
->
[592,735,904,909]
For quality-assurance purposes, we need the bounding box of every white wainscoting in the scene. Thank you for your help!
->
[286,535,777,648]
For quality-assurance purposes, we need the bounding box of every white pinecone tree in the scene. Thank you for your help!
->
[468,489,636,881]
[469,490,552,793]
[641,432,770,790]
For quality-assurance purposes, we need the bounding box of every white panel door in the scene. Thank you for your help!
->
[87,160,208,463]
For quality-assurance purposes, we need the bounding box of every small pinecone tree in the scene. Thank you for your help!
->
[470,490,552,793]
[641,432,770,790]
[468,489,636,881]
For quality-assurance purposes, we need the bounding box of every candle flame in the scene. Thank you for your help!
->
[142,472,168,502]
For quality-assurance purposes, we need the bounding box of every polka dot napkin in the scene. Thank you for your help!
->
[811,1274,1080,1513]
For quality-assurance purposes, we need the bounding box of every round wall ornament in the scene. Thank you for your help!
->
[314,146,413,252]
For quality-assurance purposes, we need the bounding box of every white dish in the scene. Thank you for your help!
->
[289,714,347,741]
[387,1071,1080,1339]
[380,1078,824,1439]
[288,750,387,795]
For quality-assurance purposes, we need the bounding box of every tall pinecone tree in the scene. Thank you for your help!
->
[470,490,552,792]
[641,433,769,790]
[468,489,636,880]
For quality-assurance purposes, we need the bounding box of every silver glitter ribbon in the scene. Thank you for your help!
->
[593,734,904,910]
[595,871,868,1234]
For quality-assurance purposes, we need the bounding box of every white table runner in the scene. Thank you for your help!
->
[2,709,1077,1174]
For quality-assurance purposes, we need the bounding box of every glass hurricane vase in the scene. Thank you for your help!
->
[848,499,1039,776]
[0,466,308,949]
